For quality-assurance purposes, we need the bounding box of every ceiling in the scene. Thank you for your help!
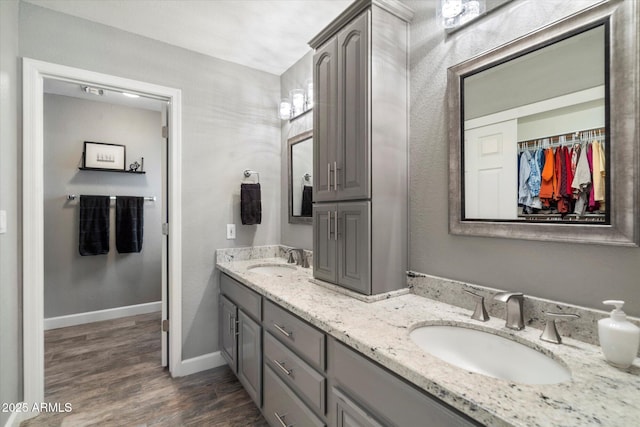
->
[23,0,353,76]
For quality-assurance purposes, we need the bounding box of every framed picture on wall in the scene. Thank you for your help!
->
[83,141,126,170]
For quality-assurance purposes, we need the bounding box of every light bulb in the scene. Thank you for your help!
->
[305,79,314,108]
[279,98,291,120]
[290,89,306,116]
[441,0,463,19]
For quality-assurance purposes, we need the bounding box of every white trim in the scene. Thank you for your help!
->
[44,302,162,330]
[178,352,227,377]
[465,85,605,130]
[3,406,30,427]
[22,58,184,420]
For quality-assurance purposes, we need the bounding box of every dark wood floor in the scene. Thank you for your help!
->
[21,312,268,427]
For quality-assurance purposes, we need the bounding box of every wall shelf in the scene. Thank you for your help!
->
[78,167,145,174]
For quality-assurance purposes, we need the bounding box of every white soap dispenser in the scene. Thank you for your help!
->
[597,300,640,368]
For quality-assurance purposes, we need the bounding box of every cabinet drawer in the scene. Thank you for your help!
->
[264,300,326,371]
[220,273,261,321]
[263,365,325,427]
[328,338,481,427]
[264,332,326,416]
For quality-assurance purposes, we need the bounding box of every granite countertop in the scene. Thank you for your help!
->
[216,256,640,427]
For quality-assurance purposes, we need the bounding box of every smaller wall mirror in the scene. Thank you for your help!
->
[288,130,313,224]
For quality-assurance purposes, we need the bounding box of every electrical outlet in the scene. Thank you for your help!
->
[0,210,6,234]
[226,224,236,240]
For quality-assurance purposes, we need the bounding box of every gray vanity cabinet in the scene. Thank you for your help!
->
[218,274,262,407]
[333,388,383,427]
[219,295,237,369]
[313,11,370,203]
[310,0,410,295]
[237,310,261,406]
[313,201,371,294]
[327,338,481,427]
[313,38,338,202]
[263,300,328,426]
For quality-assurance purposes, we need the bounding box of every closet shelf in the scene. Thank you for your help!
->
[78,167,145,174]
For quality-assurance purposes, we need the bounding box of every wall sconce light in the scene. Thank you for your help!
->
[279,81,314,120]
[439,0,486,29]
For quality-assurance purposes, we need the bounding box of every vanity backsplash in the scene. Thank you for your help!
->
[216,244,313,266]
[409,272,640,353]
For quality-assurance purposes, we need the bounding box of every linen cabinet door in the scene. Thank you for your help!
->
[313,204,338,283]
[237,310,262,407]
[219,295,237,371]
[337,11,370,201]
[314,37,338,202]
[337,201,371,294]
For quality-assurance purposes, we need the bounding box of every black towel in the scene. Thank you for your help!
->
[301,185,313,217]
[116,196,144,253]
[79,195,110,256]
[241,183,262,225]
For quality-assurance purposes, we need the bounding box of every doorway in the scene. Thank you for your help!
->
[22,58,183,415]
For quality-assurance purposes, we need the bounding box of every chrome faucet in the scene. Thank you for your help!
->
[287,248,309,268]
[540,312,580,344]
[493,292,525,330]
[463,290,490,322]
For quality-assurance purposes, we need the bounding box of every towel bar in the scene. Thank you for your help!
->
[67,194,156,202]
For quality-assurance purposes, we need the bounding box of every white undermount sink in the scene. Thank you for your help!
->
[246,263,296,276]
[409,325,571,384]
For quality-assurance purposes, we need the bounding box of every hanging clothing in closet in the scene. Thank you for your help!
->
[517,130,606,219]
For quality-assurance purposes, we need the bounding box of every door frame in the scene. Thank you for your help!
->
[22,58,183,409]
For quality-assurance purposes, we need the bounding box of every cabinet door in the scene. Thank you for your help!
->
[314,38,338,202]
[237,310,262,407]
[313,204,338,283]
[337,11,370,200]
[219,295,237,371]
[337,201,371,294]
[333,388,384,427]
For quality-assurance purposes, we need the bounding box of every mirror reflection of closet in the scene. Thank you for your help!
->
[448,0,639,246]
[463,24,607,223]
[288,130,313,224]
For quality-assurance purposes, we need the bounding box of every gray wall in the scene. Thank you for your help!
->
[0,0,22,422]
[43,94,162,318]
[19,2,281,359]
[406,0,640,316]
[280,51,314,249]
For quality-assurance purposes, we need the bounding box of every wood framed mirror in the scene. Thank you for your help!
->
[448,0,638,246]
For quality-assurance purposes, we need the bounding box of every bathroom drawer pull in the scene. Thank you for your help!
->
[334,210,338,240]
[273,323,292,338]
[274,411,291,427]
[229,314,235,335]
[327,211,332,241]
[333,161,338,192]
[327,163,331,191]
[273,359,292,376]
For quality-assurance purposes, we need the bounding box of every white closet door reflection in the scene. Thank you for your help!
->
[464,120,517,219]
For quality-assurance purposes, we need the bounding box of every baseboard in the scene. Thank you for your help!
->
[178,351,226,377]
[44,301,162,330]
[4,406,33,427]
